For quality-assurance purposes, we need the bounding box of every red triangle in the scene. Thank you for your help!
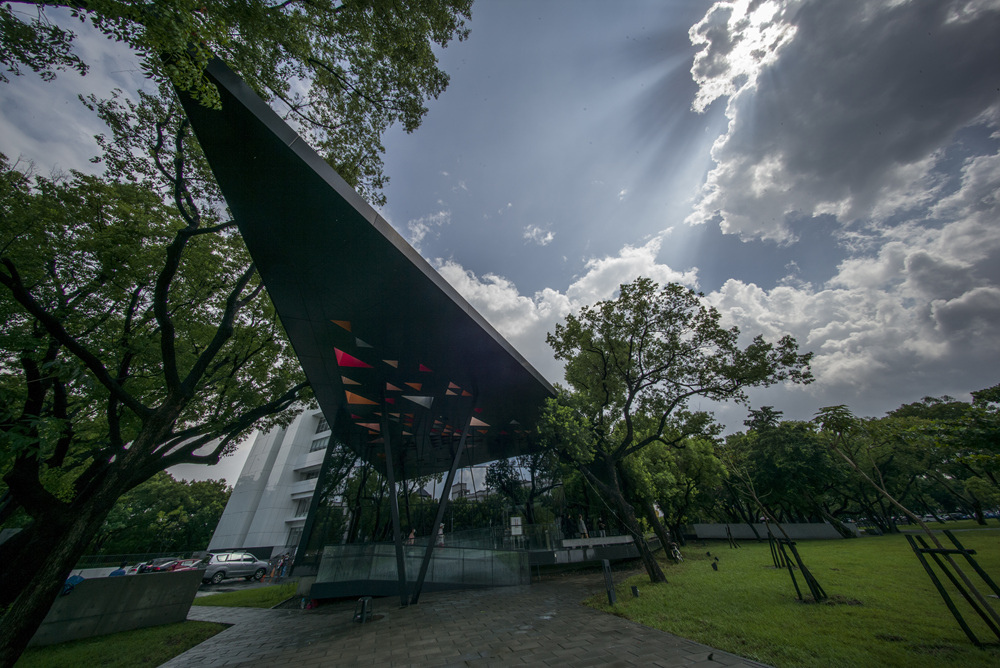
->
[335,348,372,368]
[419,363,432,372]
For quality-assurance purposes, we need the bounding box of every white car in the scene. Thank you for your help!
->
[201,552,268,584]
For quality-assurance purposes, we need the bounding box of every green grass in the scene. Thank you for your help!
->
[191,583,298,608]
[588,529,1000,667]
[14,621,226,668]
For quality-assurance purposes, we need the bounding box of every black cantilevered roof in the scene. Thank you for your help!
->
[179,59,555,477]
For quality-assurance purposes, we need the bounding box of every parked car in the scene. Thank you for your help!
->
[126,557,178,574]
[169,558,205,572]
[202,552,268,584]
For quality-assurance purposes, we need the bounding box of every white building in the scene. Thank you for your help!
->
[208,409,331,557]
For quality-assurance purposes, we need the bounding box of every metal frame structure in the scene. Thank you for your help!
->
[177,59,555,604]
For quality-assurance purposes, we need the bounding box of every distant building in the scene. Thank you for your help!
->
[451,482,468,499]
[468,489,490,502]
[208,409,332,557]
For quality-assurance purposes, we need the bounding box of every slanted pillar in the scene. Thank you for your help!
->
[382,412,408,607]
[410,419,471,605]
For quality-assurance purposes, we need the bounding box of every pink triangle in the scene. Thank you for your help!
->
[335,348,372,368]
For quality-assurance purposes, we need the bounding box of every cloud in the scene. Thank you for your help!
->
[406,210,451,248]
[523,225,555,246]
[436,161,1000,424]
[431,231,700,382]
[686,0,1000,240]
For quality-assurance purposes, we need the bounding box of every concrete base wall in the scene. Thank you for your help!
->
[29,570,203,647]
[693,523,859,540]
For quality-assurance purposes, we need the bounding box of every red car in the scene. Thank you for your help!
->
[169,558,205,572]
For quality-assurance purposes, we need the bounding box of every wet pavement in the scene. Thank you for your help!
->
[161,570,768,667]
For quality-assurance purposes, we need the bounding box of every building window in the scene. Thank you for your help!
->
[287,527,303,548]
[316,415,329,433]
[294,498,311,517]
[309,436,329,453]
[298,469,320,481]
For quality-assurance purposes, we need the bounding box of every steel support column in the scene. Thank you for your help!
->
[410,420,471,605]
[382,413,409,607]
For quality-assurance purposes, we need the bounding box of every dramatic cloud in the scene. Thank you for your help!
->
[687,0,1000,240]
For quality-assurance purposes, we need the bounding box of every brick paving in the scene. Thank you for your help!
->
[161,571,768,667]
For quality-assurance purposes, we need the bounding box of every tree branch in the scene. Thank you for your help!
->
[0,258,149,417]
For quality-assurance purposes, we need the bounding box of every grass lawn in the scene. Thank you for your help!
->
[587,528,1000,667]
[14,621,226,668]
[191,582,298,608]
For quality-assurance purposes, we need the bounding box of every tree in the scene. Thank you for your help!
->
[541,278,813,583]
[1,0,472,204]
[643,435,725,546]
[90,472,231,554]
[486,452,562,525]
[0,87,313,659]
[1,1,473,657]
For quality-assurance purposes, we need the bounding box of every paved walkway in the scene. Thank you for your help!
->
[162,571,768,667]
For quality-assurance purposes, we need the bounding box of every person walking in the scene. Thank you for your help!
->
[577,513,589,539]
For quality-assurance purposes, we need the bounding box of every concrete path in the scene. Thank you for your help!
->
[162,571,768,667]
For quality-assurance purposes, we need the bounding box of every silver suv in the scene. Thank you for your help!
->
[202,552,268,584]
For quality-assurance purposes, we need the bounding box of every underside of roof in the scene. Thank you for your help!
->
[178,59,556,478]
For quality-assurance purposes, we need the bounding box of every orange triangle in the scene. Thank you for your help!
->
[461,390,472,397]
[341,376,360,386]
[470,417,490,427]
[384,360,398,368]
[331,320,352,332]
[405,382,422,391]
[386,382,402,392]
[345,391,377,405]
[446,389,457,396]
[448,382,460,389]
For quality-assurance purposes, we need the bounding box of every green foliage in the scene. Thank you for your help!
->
[0,147,307,497]
[1,0,473,203]
[540,278,812,580]
[90,472,230,554]
[0,3,87,82]
[546,278,812,463]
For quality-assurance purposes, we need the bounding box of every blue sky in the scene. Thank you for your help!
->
[4,0,1000,483]
[375,0,1000,432]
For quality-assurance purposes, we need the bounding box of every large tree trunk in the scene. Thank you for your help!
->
[0,490,120,666]
[581,461,666,583]
[640,498,673,557]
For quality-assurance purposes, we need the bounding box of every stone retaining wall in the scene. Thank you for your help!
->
[29,569,203,647]
[692,522,858,540]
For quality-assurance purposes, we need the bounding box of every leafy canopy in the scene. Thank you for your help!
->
[1,0,473,203]
[546,277,813,462]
